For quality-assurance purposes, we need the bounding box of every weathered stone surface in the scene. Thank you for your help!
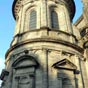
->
[0,0,88,88]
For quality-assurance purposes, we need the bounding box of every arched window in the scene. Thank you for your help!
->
[51,11,59,29]
[29,10,37,30]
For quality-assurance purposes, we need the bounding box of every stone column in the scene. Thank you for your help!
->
[37,49,49,88]
[63,6,73,34]
[74,55,83,88]
[40,0,48,27]
[42,49,48,88]
[14,15,20,36]
[82,49,88,87]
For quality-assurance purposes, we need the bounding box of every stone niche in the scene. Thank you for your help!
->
[12,55,39,88]
[52,59,79,88]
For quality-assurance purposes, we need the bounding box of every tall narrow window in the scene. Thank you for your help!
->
[29,10,36,30]
[51,11,59,29]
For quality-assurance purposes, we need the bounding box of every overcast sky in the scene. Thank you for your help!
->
[0,0,83,85]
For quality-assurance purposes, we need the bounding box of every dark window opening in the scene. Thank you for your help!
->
[80,29,86,37]
[29,10,36,30]
[51,11,59,29]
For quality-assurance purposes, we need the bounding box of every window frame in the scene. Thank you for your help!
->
[29,10,37,30]
[50,9,59,29]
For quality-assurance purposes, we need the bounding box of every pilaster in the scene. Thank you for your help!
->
[40,0,48,27]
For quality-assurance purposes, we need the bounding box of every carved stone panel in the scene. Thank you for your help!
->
[15,74,34,88]
[12,67,35,88]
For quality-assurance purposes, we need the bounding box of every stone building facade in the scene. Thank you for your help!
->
[0,0,88,88]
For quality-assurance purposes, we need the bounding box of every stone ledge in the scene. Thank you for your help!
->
[5,38,83,59]
[11,28,78,46]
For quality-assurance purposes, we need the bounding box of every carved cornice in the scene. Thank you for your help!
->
[52,59,77,70]
[12,28,78,41]
[12,55,39,69]
[5,38,83,58]
[12,0,75,20]
[12,0,22,20]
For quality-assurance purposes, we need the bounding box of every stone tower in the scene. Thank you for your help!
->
[82,0,88,54]
[0,0,88,88]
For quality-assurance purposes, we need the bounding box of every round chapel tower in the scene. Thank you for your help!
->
[0,0,86,88]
